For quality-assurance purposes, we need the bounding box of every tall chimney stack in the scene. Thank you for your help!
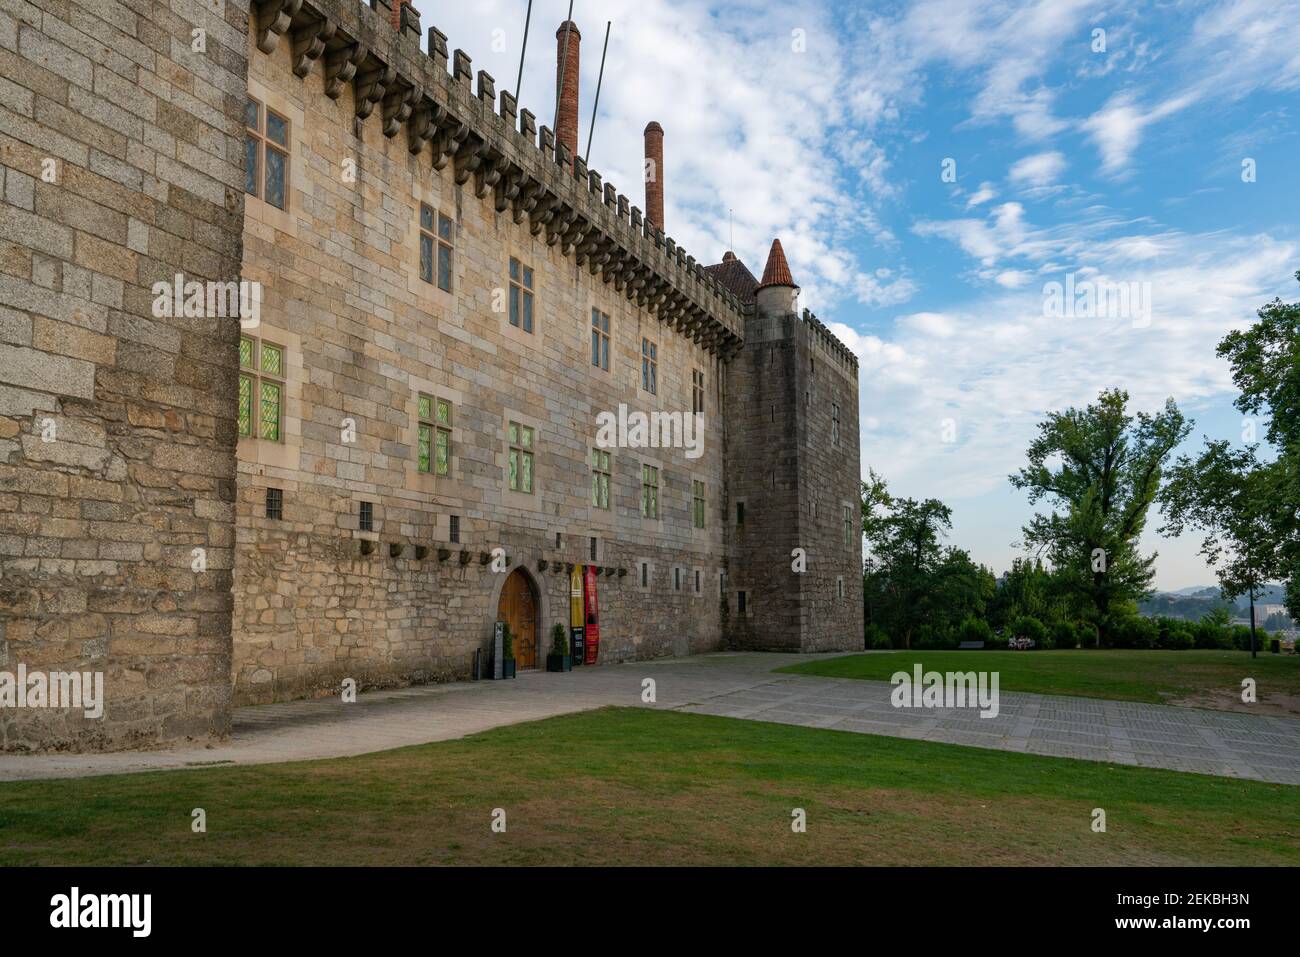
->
[390,0,406,30]
[644,121,664,230]
[555,21,582,164]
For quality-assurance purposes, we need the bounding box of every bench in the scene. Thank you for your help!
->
[958,641,985,650]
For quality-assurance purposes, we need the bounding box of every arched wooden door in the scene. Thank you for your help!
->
[497,569,537,669]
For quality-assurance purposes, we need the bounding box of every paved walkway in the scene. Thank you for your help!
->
[1,652,1298,784]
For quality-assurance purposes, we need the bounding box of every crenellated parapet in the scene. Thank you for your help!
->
[250,0,745,358]
[800,308,858,372]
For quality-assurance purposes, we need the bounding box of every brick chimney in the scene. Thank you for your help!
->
[390,0,404,30]
[644,121,664,230]
[555,21,582,165]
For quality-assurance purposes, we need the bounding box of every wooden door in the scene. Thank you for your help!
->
[498,569,537,669]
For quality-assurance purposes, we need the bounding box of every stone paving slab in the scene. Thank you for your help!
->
[0,652,1298,785]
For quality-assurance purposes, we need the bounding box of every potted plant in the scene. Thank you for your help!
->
[501,622,516,679]
[547,622,571,673]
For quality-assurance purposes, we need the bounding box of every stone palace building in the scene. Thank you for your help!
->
[0,0,862,751]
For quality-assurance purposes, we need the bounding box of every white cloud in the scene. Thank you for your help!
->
[1008,151,1066,187]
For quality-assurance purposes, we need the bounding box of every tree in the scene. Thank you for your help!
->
[1215,271,1300,617]
[1011,388,1190,646]
[1160,440,1279,657]
[861,476,956,649]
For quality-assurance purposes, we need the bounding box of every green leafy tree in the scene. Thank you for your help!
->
[861,476,956,649]
[1160,440,1279,657]
[1215,271,1300,617]
[1011,388,1190,646]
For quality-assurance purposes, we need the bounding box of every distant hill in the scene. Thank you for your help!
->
[1141,583,1295,628]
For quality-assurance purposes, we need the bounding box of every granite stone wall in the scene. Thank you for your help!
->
[0,0,249,751]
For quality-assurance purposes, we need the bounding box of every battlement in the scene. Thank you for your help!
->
[251,0,745,358]
[800,308,858,372]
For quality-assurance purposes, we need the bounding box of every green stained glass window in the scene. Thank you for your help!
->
[436,399,451,425]
[240,337,254,368]
[418,393,432,421]
[435,429,450,475]
[259,381,281,441]
[508,449,518,490]
[508,423,518,445]
[520,451,532,493]
[238,374,253,437]
[641,465,659,519]
[520,426,532,449]
[260,342,282,376]
[418,423,432,473]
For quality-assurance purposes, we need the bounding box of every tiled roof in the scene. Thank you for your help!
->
[758,238,796,289]
[703,251,760,303]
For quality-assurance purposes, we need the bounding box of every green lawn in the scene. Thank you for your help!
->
[0,708,1295,866]
[777,649,1300,709]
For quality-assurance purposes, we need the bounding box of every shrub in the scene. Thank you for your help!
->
[1011,615,1048,648]
[1051,620,1077,650]
[551,622,568,657]
[959,616,994,646]
[1157,618,1194,650]
[865,624,892,650]
[1112,615,1158,649]
[1074,621,1095,649]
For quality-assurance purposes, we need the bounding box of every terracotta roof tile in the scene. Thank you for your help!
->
[758,238,796,289]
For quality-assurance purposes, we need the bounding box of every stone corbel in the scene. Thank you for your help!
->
[452,138,487,186]
[430,121,469,172]
[474,151,503,199]
[494,167,522,213]
[545,208,576,248]
[323,42,366,100]
[353,60,395,121]
[512,179,542,225]
[382,83,419,139]
[255,0,302,55]
[407,101,445,155]
[528,195,557,237]
[290,16,334,77]
[560,217,587,257]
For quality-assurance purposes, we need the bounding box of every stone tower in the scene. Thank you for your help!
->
[721,241,864,651]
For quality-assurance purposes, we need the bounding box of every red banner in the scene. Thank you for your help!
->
[583,565,600,665]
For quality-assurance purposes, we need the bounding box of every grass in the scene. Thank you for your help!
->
[0,708,1296,866]
[776,649,1300,707]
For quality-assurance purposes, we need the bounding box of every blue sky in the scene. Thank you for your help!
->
[412,0,1300,588]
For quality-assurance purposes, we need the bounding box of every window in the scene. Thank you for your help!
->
[555,532,563,549]
[831,402,841,446]
[844,505,853,547]
[419,205,453,292]
[244,97,288,210]
[591,308,610,371]
[738,591,747,615]
[641,464,659,519]
[641,338,657,394]
[508,421,534,493]
[590,537,598,561]
[837,576,845,600]
[238,335,285,442]
[449,514,460,543]
[508,257,534,333]
[694,569,701,594]
[692,480,705,529]
[359,501,374,532]
[591,448,611,509]
[640,561,649,587]
[674,567,681,591]
[692,369,705,415]
[265,487,283,521]
[418,394,452,475]
[736,501,745,527]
